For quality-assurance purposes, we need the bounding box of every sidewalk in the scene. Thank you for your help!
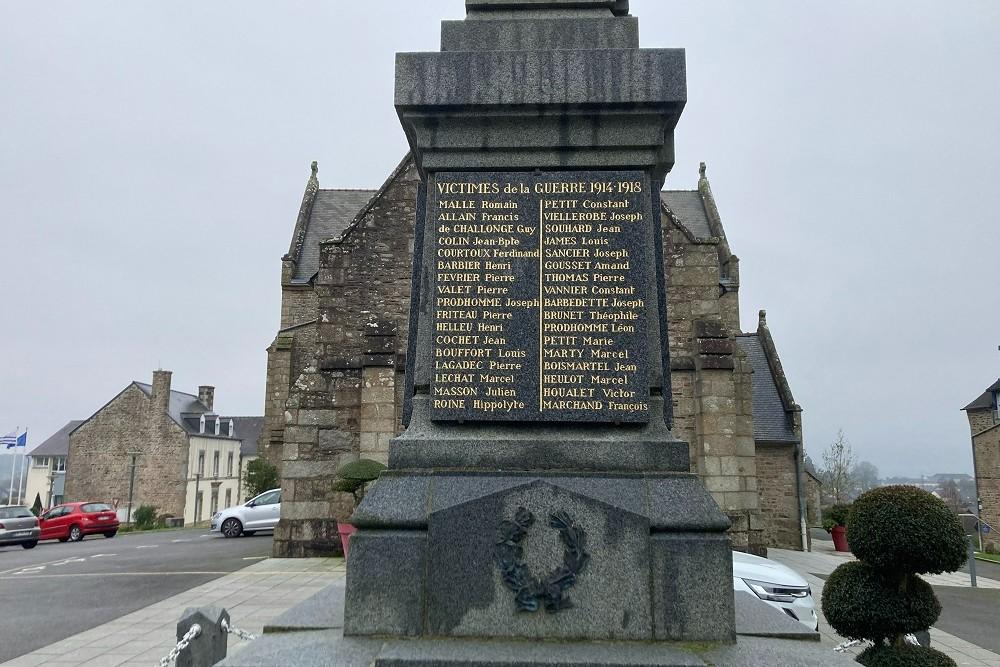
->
[770,543,1000,666]
[1,558,345,667]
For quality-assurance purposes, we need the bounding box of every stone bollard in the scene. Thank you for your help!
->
[176,607,230,667]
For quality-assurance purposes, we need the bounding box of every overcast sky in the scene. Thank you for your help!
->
[1,1,998,479]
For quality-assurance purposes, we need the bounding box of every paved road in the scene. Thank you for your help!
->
[0,527,272,662]
[960,555,1000,582]
[934,585,1000,654]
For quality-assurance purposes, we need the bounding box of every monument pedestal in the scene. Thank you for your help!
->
[347,471,734,643]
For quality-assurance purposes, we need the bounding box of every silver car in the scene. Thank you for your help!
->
[210,489,281,538]
[0,505,41,549]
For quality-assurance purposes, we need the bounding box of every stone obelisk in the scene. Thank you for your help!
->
[345,0,735,656]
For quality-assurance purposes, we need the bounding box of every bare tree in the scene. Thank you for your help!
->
[852,461,880,494]
[938,479,962,513]
[821,429,857,503]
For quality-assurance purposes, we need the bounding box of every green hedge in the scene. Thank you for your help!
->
[848,486,967,574]
[857,644,956,667]
[332,458,387,500]
[821,562,940,641]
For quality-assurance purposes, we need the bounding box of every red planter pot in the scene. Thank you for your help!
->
[337,522,357,559]
[831,525,850,552]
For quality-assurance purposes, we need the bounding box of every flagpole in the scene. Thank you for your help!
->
[15,428,26,504]
[6,426,17,504]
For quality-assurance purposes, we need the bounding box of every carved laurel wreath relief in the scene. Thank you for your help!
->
[495,507,590,613]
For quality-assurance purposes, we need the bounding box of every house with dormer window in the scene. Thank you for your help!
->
[62,370,262,524]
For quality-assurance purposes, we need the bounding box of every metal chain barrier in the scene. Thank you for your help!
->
[833,634,921,654]
[159,623,201,666]
[221,618,257,642]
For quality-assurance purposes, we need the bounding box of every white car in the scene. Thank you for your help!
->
[732,550,818,631]
[211,488,281,538]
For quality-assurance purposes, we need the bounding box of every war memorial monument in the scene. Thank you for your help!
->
[222,1,852,664]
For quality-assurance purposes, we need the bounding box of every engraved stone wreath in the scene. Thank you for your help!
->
[495,507,589,613]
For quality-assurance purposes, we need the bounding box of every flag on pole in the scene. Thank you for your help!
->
[14,431,26,448]
[1,431,17,449]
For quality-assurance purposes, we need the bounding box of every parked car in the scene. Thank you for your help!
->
[39,502,119,542]
[211,489,281,538]
[0,505,40,549]
[732,550,818,631]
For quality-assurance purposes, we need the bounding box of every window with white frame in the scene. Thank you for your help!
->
[197,451,205,476]
[227,452,234,477]
[213,451,220,477]
[33,456,49,468]
[53,457,66,472]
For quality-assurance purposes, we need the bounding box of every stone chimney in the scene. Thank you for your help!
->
[151,370,172,415]
[198,385,215,411]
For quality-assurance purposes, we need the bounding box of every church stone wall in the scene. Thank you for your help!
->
[274,163,419,557]
[968,411,999,551]
[755,444,801,549]
[663,218,764,554]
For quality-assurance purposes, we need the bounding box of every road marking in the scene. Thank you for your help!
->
[171,539,191,543]
[0,556,85,576]
[11,566,46,575]
[242,556,267,560]
[135,545,158,549]
[90,553,116,558]
[53,558,87,566]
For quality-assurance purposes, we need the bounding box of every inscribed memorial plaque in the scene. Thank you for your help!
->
[430,170,651,423]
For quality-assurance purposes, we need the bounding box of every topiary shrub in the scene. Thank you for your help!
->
[821,562,940,642]
[333,458,387,506]
[847,486,966,574]
[857,644,956,667]
[822,486,964,666]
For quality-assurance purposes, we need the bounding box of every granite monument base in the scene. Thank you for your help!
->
[344,468,735,644]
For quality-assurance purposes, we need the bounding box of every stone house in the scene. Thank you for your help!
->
[24,420,82,508]
[63,370,263,524]
[963,378,1000,550]
[260,156,812,557]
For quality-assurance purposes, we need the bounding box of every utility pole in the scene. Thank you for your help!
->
[194,472,202,525]
[125,453,140,524]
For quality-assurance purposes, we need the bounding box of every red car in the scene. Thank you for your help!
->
[39,502,120,542]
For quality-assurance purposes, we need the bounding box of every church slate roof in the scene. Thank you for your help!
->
[661,191,712,239]
[963,378,1000,411]
[289,186,713,284]
[292,189,376,283]
[735,334,799,444]
[29,420,85,457]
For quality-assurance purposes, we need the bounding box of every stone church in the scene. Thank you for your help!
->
[261,156,810,557]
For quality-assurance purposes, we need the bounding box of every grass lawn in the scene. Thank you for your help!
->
[975,552,1000,564]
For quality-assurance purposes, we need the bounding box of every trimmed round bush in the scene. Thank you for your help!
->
[857,644,956,667]
[847,486,967,574]
[332,458,387,498]
[821,562,940,641]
